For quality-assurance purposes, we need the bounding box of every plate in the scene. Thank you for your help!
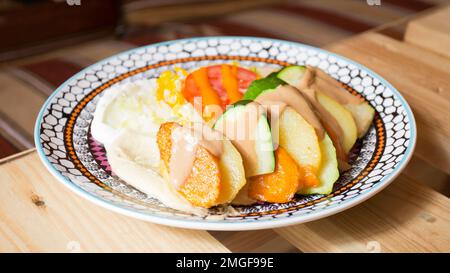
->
[35,37,416,230]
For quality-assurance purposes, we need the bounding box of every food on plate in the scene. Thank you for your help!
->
[277,66,310,89]
[243,72,285,100]
[106,129,207,215]
[213,100,275,177]
[316,91,357,154]
[182,64,257,111]
[91,73,204,147]
[157,122,221,208]
[296,86,349,168]
[276,65,374,168]
[248,147,300,203]
[91,61,375,214]
[157,122,246,208]
[309,67,375,138]
[252,85,339,194]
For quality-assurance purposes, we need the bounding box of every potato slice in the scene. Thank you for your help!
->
[317,92,357,154]
[179,146,222,208]
[298,134,339,195]
[279,107,322,170]
[157,122,221,208]
[216,140,247,204]
[157,122,246,207]
[345,103,376,138]
[278,107,339,195]
[313,67,375,139]
[157,122,177,170]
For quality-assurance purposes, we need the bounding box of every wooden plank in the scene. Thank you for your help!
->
[0,148,35,165]
[275,174,450,252]
[0,31,113,64]
[0,152,229,253]
[403,156,450,197]
[20,58,84,90]
[1,38,135,72]
[0,134,19,159]
[0,1,120,53]
[125,0,278,26]
[66,40,136,65]
[0,72,46,148]
[327,33,450,174]
[405,5,450,58]
[296,0,412,26]
[420,0,450,5]
[210,230,299,253]
[383,0,435,11]
[371,4,448,41]
[226,9,351,46]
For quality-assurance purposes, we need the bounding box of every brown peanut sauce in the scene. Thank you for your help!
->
[214,102,265,177]
[169,123,223,188]
[255,85,325,140]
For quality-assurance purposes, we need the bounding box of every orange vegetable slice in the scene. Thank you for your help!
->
[182,65,257,110]
[299,165,319,189]
[192,67,222,107]
[221,64,242,104]
[248,147,300,203]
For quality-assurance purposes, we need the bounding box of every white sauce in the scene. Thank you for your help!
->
[91,78,207,215]
[107,130,208,216]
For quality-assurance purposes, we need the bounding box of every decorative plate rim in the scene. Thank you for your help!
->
[34,36,417,231]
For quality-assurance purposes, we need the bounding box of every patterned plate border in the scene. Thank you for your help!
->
[35,37,416,230]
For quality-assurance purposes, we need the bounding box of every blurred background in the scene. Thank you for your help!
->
[0,0,448,159]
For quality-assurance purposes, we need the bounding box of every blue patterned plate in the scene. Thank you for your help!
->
[35,37,416,230]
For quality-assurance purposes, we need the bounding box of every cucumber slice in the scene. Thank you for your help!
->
[254,113,275,175]
[214,102,275,177]
[298,134,339,195]
[243,72,285,100]
[277,66,306,88]
[231,99,253,107]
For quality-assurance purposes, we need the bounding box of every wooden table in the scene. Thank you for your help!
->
[1,6,450,253]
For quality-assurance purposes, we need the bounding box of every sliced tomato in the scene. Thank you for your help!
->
[207,65,257,94]
[182,73,200,103]
[182,65,257,110]
[206,66,227,100]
